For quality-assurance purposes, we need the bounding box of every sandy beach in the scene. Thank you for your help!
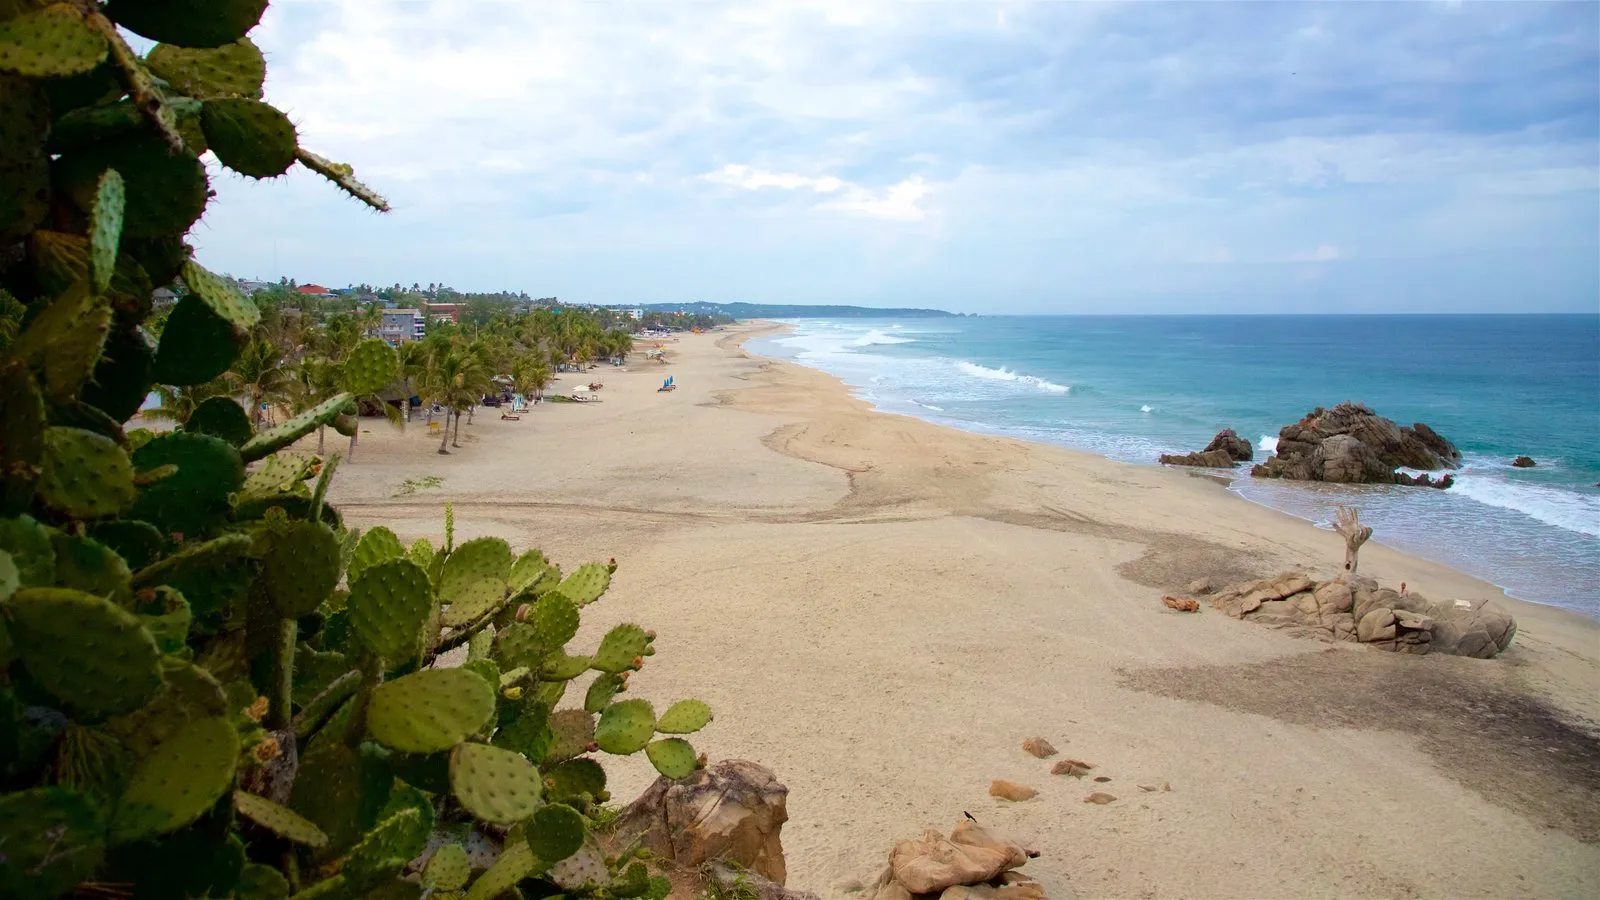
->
[324,322,1600,899]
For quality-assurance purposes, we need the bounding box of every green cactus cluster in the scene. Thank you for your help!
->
[1,4,703,899]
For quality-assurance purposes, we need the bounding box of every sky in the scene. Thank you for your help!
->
[191,0,1600,314]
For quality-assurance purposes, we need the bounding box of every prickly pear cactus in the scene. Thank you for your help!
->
[0,4,713,899]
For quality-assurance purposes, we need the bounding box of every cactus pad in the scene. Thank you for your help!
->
[508,548,548,592]
[347,558,431,665]
[367,668,495,753]
[0,515,54,586]
[110,716,239,843]
[595,699,656,755]
[51,530,134,608]
[202,97,296,178]
[0,549,16,602]
[343,807,425,892]
[233,790,328,848]
[449,741,543,825]
[37,426,137,518]
[130,431,244,536]
[548,837,610,892]
[295,147,391,212]
[256,519,341,617]
[546,708,595,762]
[8,284,111,402]
[464,840,537,900]
[656,699,712,734]
[584,673,624,714]
[557,563,611,606]
[340,338,399,396]
[57,134,207,238]
[424,843,471,892]
[82,324,156,423]
[541,652,591,681]
[0,787,106,900]
[0,4,108,78]
[239,392,352,462]
[526,803,585,862]
[146,38,265,99]
[406,536,434,569]
[542,757,605,805]
[152,292,243,386]
[529,592,580,648]
[438,536,511,627]
[591,623,650,674]
[348,525,406,584]
[645,738,698,779]
[88,170,125,293]
[491,700,551,761]
[463,658,500,689]
[181,259,260,333]
[185,396,252,446]
[0,363,44,514]
[105,0,269,49]
[6,587,162,717]
[241,451,318,495]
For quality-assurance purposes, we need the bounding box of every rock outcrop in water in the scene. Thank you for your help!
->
[1159,428,1254,468]
[1204,572,1517,658]
[1249,402,1460,487]
[1513,456,1537,468]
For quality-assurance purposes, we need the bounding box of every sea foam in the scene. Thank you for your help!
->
[954,361,1070,393]
[1258,434,1279,454]
[1449,477,1600,538]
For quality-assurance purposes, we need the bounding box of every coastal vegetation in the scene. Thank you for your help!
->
[0,3,708,899]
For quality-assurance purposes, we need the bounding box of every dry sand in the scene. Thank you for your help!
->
[325,323,1600,899]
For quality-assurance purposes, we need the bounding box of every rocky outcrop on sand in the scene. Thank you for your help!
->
[867,821,1045,900]
[1159,428,1253,467]
[615,759,794,885]
[1250,403,1461,487]
[1203,572,1516,658]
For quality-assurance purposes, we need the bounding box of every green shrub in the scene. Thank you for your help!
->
[0,3,706,898]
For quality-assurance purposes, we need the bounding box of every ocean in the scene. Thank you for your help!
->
[746,315,1600,619]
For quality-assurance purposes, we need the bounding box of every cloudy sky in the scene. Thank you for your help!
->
[193,1,1599,313]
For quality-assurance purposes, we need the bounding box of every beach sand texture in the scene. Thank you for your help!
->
[326,323,1600,899]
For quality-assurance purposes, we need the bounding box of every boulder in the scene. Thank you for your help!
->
[988,780,1037,801]
[705,861,821,900]
[1203,428,1254,462]
[1158,448,1237,468]
[1513,456,1536,468]
[613,759,792,885]
[888,823,1031,894]
[1021,738,1057,759]
[1208,572,1515,658]
[1250,402,1460,487]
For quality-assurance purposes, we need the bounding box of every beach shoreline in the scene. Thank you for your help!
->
[325,321,1600,898]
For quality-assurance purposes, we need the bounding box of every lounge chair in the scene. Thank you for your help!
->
[500,410,520,420]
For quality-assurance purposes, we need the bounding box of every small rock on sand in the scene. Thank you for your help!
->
[989,780,1038,801]
[1083,792,1117,805]
[1050,759,1094,778]
[1162,595,1200,613]
[1188,577,1217,595]
[1021,737,1058,758]
[1093,776,1111,783]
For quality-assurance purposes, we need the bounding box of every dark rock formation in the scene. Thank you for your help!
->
[1159,448,1236,468]
[1207,572,1516,658]
[1250,402,1461,487]
[1159,428,1253,468]
[1202,428,1253,462]
[614,759,793,885]
[1513,456,1536,468]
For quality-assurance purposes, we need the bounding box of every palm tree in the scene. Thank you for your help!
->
[512,355,551,404]
[288,357,341,453]
[419,343,492,454]
[226,337,294,428]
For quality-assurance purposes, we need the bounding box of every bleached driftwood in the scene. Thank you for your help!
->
[1333,505,1373,574]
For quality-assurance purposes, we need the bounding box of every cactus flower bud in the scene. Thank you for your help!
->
[586,741,600,753]
[514,603,531,622]
[245,696,269,722]
[253,734,281,763]
[631,656,643,670]
[645,630,657,640]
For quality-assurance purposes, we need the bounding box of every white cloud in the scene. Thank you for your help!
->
[702,166,929,221]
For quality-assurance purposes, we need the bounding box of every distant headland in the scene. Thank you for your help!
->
[640,301,961,318]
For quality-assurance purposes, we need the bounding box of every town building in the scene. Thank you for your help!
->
[297,284,333,297]
[380,308,426,344]
[426,302,460,324]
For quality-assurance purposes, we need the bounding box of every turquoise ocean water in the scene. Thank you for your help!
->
[747,315,1600,618]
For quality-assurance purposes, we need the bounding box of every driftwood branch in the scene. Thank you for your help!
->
[1333,505,1373,574]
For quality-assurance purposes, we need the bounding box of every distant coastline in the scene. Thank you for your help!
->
[639,301,960,318]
